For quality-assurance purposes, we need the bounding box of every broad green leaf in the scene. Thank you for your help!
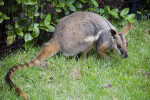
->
[24,33,33,42]
[28,26,33,31]
[56,8,62,12]
[91,0,98,7]
[5,24,13,30]
[24,0,37,5]
[103,13,109,19]
[15,22,19,28]
[65,10,70,15]
[67,0,75,4]
[120,8,129,16]
[0,18,3,23]
[6,31,14,35]
[0,12,2,16]
[0,0,4,6]
[20,18,30,27]
[15,28,23,37]
[69,5,76,11]
[74,2,82,8]
[110,11,118,18]
[1,14,10,20]
[104,6,110,13]
[40,12,45,20]
[126,14,135,23]
[32,27,39,38]
[16,0,21,4]
[40,26,49,31]
[80,0,87,3]
[7,35,15,45]
[111,8,119,12]
[48,26,55,32]
[66,3,74,7]
[33,23,39,27]
[56,3,65,7]
[99,8,104,14]
[86,8,97,12]
[44,14,51,25]
[63,6,67,11]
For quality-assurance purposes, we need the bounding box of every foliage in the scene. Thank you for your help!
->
[1,0,135,49]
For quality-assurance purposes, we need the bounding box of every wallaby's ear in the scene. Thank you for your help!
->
[109,29,117,38]
[120,22,131,36]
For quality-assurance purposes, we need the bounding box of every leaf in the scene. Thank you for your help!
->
[5,24,13,30]
[69,5,76,11]
[80,0,87,3]
[104,6,110,13]
[67,0,75,4]
[44,14,51,26]
[0,12,2,16]
[74,2,82,8]
[15,22,19,28]
[24,0,37,5]
[126,14,135,23]
[110,11,118,18]
[0,18,3,23]
[120,8,129,16]
[66,3,74,7]
[0,0,4,6]
[40,12,45,20]
[111,8,119,12]
[24,33,33,42]
[103,13,109,19]
[15,28,23,37]
[32,27,39,38]
[65,10,70,15]
[56,8,61,12]
[48,25,55,32]
[56,3,65,7]
[63,6,67,11]
[1,14,10,20]
[91,0,98,7]
[99,8,104,14]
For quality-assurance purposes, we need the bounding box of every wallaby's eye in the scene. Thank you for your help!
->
[117,45,121,48]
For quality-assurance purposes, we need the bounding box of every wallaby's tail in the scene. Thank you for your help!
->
[5,42,60,99]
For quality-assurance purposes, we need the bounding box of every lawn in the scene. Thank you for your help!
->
[0,20,150,100]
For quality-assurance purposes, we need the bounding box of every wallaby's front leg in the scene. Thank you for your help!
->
[81,43,93,59]
[97,41,109,60]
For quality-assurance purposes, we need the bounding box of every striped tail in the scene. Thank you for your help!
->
[5,42,60,99]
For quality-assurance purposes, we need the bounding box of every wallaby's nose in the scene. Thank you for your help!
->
[124,54,128,58]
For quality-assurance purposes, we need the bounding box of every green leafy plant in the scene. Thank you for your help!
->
[1,0,135,50]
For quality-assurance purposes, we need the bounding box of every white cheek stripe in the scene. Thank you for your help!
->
[84,30,103,42]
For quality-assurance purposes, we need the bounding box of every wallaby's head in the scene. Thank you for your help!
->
[109,22,131,58]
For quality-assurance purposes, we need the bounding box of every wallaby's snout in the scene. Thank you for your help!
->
[121,51,128,58]
[124,53,128,58]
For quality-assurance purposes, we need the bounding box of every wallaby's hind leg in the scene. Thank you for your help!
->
[81,42,93,59]
[97,41,109,60]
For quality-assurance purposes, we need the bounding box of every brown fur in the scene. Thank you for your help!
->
[97,41,109,57]
[120,22,131,35]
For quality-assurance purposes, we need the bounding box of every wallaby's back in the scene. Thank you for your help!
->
[52,11,116,56]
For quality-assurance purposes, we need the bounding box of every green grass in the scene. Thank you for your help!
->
[0,20,150,100]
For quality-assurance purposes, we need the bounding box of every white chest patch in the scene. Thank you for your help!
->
[84,30,103,42]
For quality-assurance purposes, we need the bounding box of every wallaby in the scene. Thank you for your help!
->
[5,11,131,99]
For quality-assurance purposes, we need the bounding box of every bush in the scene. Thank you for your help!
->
[0,0,135,49]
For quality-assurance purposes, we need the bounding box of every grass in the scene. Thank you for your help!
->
[0,20,150,100]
